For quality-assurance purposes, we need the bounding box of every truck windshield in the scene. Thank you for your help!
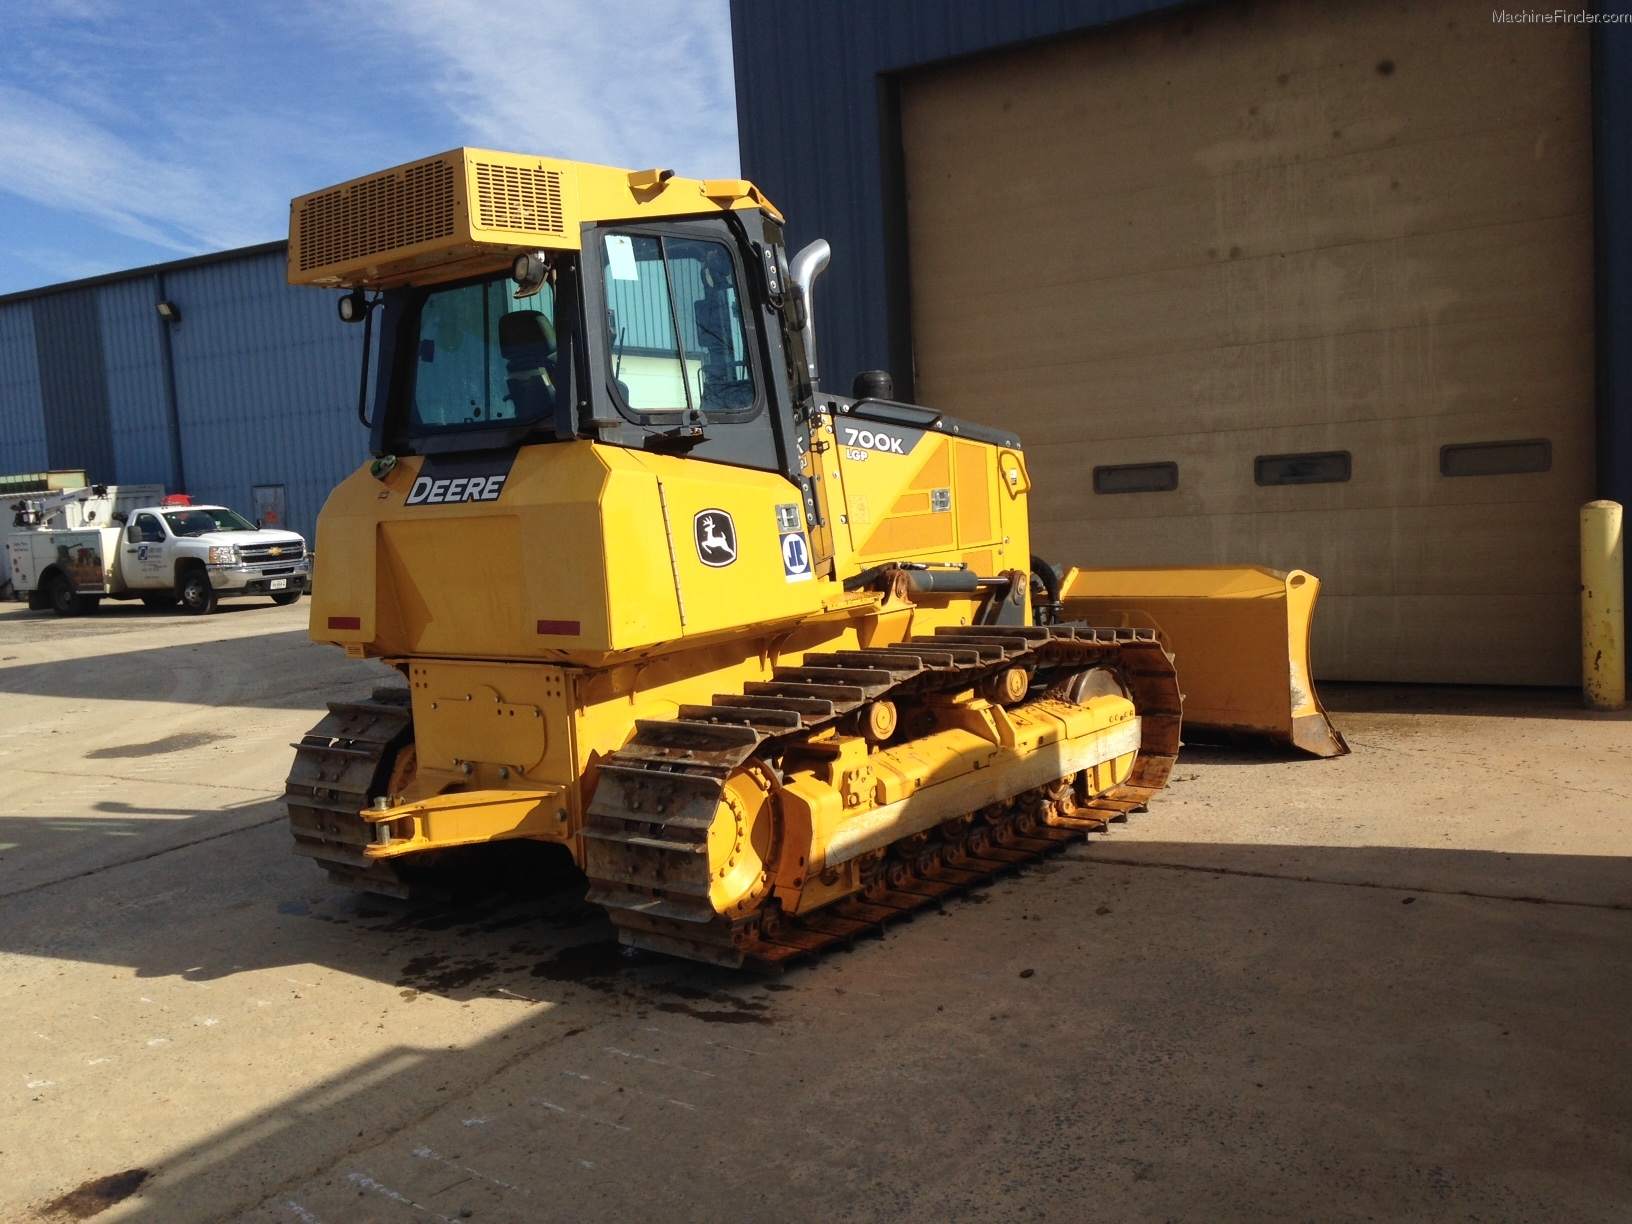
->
[164,508,256,536]
[410,275,558,432]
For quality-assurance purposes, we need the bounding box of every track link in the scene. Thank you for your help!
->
[583,625,1181,968]
[283,687,414,898]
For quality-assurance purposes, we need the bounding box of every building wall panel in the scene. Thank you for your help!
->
[0,303,48,475]
[31,289,117,482]
[165,252,369,540]
[98,276,176,489]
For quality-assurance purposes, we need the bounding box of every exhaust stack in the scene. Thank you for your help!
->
[788,239,830,387]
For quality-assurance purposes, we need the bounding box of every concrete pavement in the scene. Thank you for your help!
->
[1,600,1628,1222]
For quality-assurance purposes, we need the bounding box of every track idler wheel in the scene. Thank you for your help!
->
[1055,665,1128,703]
[706,765,780,921]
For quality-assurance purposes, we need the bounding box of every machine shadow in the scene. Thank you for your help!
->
[0,824,713,999]
[6,820,1631,1001]
[0,600,293,625]
[0,803,286,901]
[30,836,1630,1224]
[0,628,380,708]
[1077,839,1632,909]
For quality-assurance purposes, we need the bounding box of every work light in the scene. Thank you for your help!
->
[512,251,549,298]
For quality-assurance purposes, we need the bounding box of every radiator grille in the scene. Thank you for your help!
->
[473,162,564,234]
[297,158,457,271]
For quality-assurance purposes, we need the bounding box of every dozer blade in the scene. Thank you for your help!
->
[1057,565,1349,758]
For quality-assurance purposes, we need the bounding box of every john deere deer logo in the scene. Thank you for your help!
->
[692,509,737,568]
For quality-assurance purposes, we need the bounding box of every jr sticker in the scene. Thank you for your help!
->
[405,453,515,506]
[780,532,813,582]
[693,509,737,567]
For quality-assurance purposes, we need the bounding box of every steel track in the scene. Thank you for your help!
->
[582,624,1182,969]
[283,687,414,899]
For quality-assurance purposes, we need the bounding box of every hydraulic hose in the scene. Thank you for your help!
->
[1030,554,1063,625]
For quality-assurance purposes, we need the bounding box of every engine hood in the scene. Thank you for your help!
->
[194,529,306,548]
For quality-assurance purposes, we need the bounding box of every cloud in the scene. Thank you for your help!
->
[336,0,740,177]
[0,85,220,252]
[0,2,739,291]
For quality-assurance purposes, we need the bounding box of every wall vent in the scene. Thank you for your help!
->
[473,162,565,235]
[296,158,457,271]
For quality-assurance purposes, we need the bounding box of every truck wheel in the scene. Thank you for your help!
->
[270,591,302,606]
[48,573,81,617]
[177,570,218,615]
[141,594,180,610]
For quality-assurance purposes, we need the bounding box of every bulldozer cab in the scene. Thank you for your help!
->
[367,211,813,503]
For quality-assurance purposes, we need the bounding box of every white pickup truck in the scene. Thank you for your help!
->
[6,487,312,616]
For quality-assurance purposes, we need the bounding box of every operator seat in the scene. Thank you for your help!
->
[498,310,556,422]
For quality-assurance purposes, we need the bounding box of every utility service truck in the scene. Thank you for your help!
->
[6,485,311,616]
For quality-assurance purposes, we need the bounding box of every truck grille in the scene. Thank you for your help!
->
[241,542,306,565]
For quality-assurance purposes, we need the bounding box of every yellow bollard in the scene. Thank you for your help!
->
[1581,500,1626,710]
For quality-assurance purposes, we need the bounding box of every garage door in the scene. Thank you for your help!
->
[899,0,1594,684]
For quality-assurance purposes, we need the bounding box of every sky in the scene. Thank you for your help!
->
[0,1,740,295]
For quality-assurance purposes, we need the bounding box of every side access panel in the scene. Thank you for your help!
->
[36,531,111,595]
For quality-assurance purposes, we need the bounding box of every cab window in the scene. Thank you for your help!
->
[163,507,256,535]
[130,513,164,543]
[601,233,755,417]
[411,275,558,432]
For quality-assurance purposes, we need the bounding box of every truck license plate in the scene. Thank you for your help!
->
[270,579,288,590]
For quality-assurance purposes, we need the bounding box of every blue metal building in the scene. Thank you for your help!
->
[0,242,369,539]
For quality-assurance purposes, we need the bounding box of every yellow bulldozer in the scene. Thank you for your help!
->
[282,148,1346,968]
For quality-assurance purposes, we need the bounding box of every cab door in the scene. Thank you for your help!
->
[123,513,168,588]
[582,218,783,474]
